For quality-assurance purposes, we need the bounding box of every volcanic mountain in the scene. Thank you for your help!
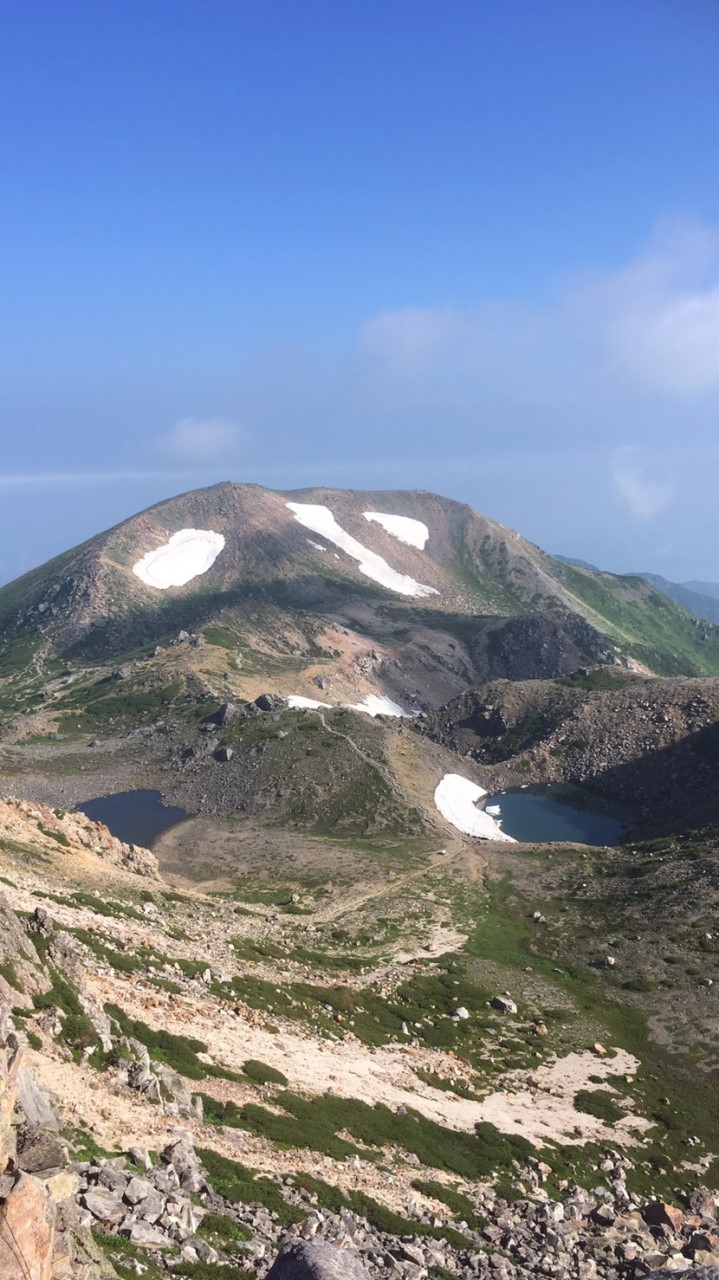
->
[2,482,718,706]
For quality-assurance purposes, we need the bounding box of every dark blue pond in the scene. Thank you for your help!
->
[484,787,624,846]
[77,790,191,848]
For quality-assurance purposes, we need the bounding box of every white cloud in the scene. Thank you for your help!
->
[345,218,719,413]
[158,417,241,460]
[357,307,459,375]
[610,447,672,521]
[606,286,719,393]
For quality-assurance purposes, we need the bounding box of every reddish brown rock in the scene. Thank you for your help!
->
[0,1172,56,1280]
[642,1200,685,1233]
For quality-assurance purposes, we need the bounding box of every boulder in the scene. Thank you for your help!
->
[266,1240,372,1280]
[161,1132,205,1193]
[80,1186,126,1226]
[254,693,286,713]
[650,1272,719,1280]
[15,1124,65,1174]
[16,1068,59,1131]
[642,1201,685,1233]
[215,701,237,725]
[491,996,518,1014]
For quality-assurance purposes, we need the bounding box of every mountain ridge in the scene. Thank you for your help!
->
[2,482,719,692]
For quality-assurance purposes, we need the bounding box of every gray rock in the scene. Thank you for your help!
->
[162,1131,205,1193]
[96,1166,130,1195]
[15,1123,65,1174]
[650,1272,719,1280]
[254,693,286,712]
[121,1219,170,1249]
[81,1186,127,1225]
[15,1068,60,1131]
[215,701,237,725]
[128,1146,153,1171]
[123,1175,155,1205]
[266,1239,372,1280]
[491,996,518,1014]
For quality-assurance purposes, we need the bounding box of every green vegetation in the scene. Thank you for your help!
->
[196,1147,303,1227]
[554,561,719,675]
[557,668,635,691]
[38,825,71,847]
[292,1172,472,1248]
[0,959,19,989]
[33,967,99,1059]
[574,1088,625,1124]
[242,1059,288,1087]
[104,1003,244,1083]
[464,858,719,1198]
[411,1179,487,1230]
[91,1228,165,1280]
[200,1089,534,1180]
[197,1211,252,1243]
[40,889,147,922]
[54,676,183,732]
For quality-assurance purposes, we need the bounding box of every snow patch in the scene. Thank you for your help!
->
[348,694,409,718]
[363,511,429,550]
[287,693,409,717]
[307,540,327,552]
[434,774,515,841]
[287,503,438,598]
[133,529,225,589]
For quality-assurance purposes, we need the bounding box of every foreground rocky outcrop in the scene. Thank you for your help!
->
[0,1006,116,1280]
[0,798,159,878]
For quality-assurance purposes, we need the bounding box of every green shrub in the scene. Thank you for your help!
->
[242,1059,288,1087]
[0,960,19,989]
[201,1090,533,1180]
[574,1089,624,1124]
[197,1211,252,1243]
[196,1148,302,1227]
[33,968,98,1055]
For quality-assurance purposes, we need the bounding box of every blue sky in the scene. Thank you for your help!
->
[2,0,719,585]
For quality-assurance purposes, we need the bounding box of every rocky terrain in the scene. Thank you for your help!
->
[420,671,719,833]
[2,484,719,1278]
[0,793,718,1278]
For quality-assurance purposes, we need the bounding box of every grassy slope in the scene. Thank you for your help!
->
[550,560,719,675]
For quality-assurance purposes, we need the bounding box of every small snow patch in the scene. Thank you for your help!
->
[133,529,225,589]
[287,503,438,598]
[287,695,332,710]
[434,773,515,841]
[363,511,429,550]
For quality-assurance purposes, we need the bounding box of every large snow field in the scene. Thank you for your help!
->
[133,529,225,588]
[434,773,515,841]
[287,502,438,598]
[363,511,429,550]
